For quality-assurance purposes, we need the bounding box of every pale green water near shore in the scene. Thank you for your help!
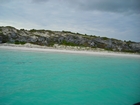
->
[0,49,140,105]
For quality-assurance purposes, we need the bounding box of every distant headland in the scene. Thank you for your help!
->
[0,26,140,53]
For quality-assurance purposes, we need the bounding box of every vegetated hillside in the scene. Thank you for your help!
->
[0,26,140,53]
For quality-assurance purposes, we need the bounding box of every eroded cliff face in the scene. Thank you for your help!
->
[0,26,140,53]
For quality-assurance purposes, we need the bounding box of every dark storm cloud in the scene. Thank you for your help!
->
[68,0,140,14]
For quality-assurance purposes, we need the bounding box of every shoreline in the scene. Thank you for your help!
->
[0,44,140,57]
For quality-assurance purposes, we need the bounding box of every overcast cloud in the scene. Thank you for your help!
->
[71,0,140,14]
[0,0,140,41]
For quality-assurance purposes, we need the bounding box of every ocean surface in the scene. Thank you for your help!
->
[0,49,140,105]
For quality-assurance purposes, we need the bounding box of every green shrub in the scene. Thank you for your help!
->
[15,40,26,44]
[122,49,135,53]
[62,31,73,33]
[6,26,15,28]
[61,40,77,46]
[29,29,37,32]
[20,29,25,31]
[49,41,55,46]
[29,29,47,33]
[102,37,109,40]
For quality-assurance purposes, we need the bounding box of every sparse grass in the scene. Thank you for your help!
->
[102,37,109,40]
[34,34,41,37]
[29,29,36,32]
[122,50,136,53]
[5,26,15,28]
[29,29,46,33]
[46,30,54,34]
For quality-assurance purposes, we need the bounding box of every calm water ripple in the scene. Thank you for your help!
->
[0,49,140,105]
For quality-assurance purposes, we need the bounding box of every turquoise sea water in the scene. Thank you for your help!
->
[0,49,140,105]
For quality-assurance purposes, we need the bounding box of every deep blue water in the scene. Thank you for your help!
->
[0,49,140,105]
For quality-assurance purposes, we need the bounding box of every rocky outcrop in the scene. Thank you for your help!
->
[0,26,140,53]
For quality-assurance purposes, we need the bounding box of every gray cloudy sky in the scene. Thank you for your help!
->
[0,0,140,41]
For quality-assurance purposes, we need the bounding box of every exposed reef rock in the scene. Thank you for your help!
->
[0,26,140,53]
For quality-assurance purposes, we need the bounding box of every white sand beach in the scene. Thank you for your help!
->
[0,43,140,58]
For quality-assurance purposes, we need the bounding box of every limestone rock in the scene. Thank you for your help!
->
[0,26,140,53]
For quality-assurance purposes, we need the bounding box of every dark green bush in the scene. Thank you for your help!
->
[0,33,9,43]
[29,29,37,32]
[102,37,109,40]
[61,40,77,46]
[15,40,26,44]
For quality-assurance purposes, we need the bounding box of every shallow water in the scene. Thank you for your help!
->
[0,49,140,105]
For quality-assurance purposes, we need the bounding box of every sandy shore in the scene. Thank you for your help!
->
[0,44,140,58]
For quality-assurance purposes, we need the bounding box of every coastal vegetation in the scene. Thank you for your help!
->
[14,40,26,45]
[0,26,140,53]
